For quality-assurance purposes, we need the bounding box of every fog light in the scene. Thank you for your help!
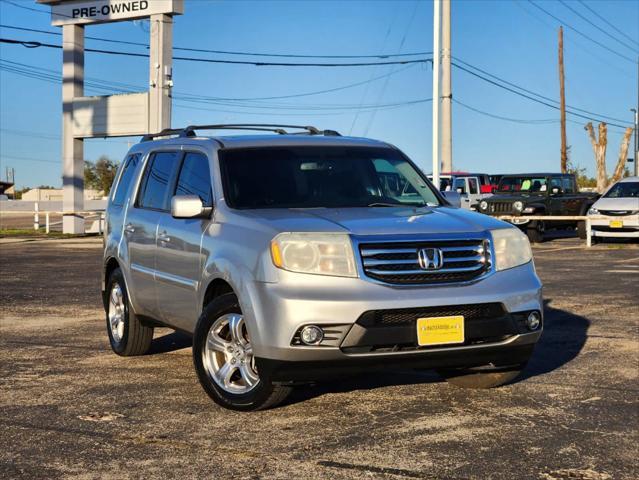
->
[300,325,324,345]
[526,311,541,331]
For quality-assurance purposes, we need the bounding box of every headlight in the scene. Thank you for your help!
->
[513,201,524,212]
[270,233,357,277]
[588,207,599,215]
[491,228,533,271]
[479,200,488,211]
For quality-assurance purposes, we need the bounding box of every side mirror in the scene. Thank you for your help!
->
[442,191,462,208]
[551,186,562,195]
[171,195,212,219]
[456,187,464,194]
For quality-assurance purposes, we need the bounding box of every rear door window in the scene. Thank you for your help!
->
[137,151,180,210]
[174,152,213,206]
[562,177,575,193]
[112,153,140,206]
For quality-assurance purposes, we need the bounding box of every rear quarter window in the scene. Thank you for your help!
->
[111,154,140,207]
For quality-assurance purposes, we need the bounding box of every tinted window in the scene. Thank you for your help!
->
[562,177,575,193]
[220,146,440,209]
[112,154,140,206]
[138,151,179,210]
[498,176,547,193]
[175,152,213,206]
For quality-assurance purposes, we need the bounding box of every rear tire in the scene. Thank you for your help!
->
[106,268,153,356]
[193,293,292,411]
[437,364,525,389]
[526,222,545,243]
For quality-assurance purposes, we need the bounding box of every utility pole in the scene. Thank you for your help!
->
[441,0,452,173]
[634,57,639,177]
[558,26,568,173]
[432,0,441,188]
[632,107,638,176]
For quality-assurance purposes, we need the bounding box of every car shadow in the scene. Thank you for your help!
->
[282,298,590,407]
[148,330,192,355]
[515,298,589,381]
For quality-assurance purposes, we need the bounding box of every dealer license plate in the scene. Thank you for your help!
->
[416,316,465,347]
[609,220,624,228]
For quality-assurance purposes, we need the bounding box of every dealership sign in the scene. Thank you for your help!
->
[43,0,184,26]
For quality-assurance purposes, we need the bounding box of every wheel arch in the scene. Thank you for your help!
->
[202,278,236,310]
[103,257,121,310]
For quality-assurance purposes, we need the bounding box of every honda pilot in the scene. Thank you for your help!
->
[102,124,543,411]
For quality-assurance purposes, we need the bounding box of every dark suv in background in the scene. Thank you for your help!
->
[478,173,598,242]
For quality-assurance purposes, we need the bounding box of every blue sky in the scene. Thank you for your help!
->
[1,0,638,189]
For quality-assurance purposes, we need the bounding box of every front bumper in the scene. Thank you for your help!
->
[246,261,543,368]
[589,215,639,237]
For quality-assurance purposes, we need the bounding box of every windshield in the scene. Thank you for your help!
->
[604,181,639,198]
[497,176,548,193]
[219,146,441,209]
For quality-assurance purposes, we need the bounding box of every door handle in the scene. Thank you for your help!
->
[124,223,135,234]
[158,231,171,243]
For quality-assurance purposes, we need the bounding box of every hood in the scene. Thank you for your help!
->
[239,206,508,236]
[592,196,639,211]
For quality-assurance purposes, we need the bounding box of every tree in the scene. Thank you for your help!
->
[585,122,608,193]
[566,161,596,189]
[84,156,118,195]
[610,127,634,185]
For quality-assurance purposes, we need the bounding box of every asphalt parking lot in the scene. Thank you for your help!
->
[1,236,637,479]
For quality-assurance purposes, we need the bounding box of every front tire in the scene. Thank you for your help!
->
[106,268,153,356]
[437,364,525,389]
[192,293,291,411]
[577,221,587,240]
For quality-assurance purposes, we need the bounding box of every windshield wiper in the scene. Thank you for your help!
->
[366,202,406,207]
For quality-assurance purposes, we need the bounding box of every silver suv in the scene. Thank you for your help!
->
[102,124,543,411]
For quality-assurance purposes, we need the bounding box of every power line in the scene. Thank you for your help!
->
[576,0,639,49]
[528,1,636,64]
[0,59,433,115]
[0,57,423,102]
[452,61,629,128]
[0,23,432,59]
[453,98,557,124]
[0,127,133,144]
[452,56,628,124]
[515,0,635,79]
[557,0,638,54]
[0,37,432,67]
[0,154,60,164]
[2,45,630,127]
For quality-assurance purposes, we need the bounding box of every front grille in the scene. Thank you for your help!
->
[598,210,637,216]
[359,303,506,327]
[489,202,513,214]
[359,239,491,285]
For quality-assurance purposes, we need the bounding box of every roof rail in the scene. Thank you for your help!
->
[140,124,341,142]
[140,128,191,142]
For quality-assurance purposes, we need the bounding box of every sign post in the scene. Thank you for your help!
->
[37,0,183,234]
